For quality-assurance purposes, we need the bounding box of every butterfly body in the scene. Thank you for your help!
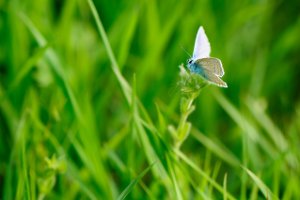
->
[187,26,227,88]
[187,60,204,75]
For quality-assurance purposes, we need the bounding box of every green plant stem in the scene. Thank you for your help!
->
[176,92,199,149]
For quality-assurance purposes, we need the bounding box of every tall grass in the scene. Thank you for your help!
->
[1,0,300,199]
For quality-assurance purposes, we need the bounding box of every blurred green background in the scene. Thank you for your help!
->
[1,0,300,199]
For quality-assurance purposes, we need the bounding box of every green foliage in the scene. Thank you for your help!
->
[1,0,300,199]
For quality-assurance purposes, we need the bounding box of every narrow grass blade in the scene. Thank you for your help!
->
[223,173,228,200]
[86,0,132,104]
[11,44,49,88]
[102,123,130,158]
[176,162,209,199]
[241,166,278,200]
[155,103,167,134]
[131,74,167,178]
[213,90,276,158]
[3,109,28,200]
[249,181,259,200]
[246,98,288,152]
[117,162,155,200]
[167,156,183,200]
[0,85,18,134]
[191,129,240,167]
[174,149,236,200]
[213,90,259,141]
[67,162,98,200]
[21,124,30,200]
[112,9,139,68]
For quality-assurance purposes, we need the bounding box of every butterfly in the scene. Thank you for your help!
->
[187,26,227,88]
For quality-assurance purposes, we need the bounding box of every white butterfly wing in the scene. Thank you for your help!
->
[192,26,211,60]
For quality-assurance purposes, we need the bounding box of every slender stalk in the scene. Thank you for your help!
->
[174,66,206,149]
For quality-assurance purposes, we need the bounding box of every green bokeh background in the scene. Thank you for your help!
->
[1,0,300,199]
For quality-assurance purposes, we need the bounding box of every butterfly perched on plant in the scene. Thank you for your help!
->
[187,26,227,88]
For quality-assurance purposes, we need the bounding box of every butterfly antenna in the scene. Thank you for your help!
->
[180,45,192,57]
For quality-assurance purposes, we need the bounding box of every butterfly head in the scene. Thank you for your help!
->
[187,58,194,65]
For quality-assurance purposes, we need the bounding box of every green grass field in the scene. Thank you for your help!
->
[1,0,300,199]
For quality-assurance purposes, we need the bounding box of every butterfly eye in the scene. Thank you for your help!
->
[188,59,193,64]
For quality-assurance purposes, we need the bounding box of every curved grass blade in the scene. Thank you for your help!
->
[241,166,278,200]
[86,0,132,104]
